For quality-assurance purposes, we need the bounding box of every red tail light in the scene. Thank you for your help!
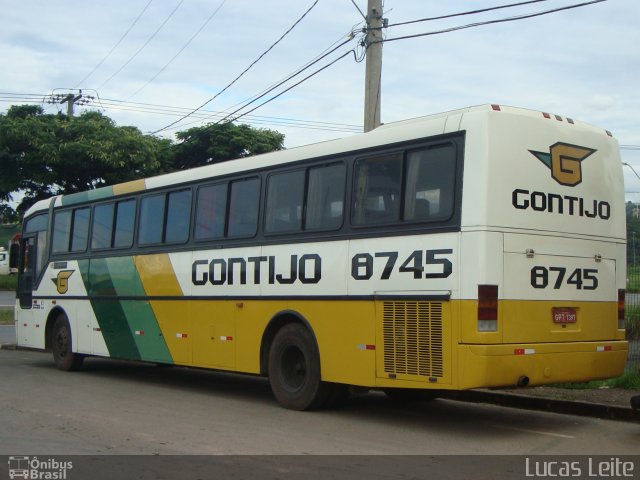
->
[618,289,625,329]
[478,285,498,332]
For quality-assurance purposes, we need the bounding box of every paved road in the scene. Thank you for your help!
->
[0,289,15,307]
[1,349,638,457]
[0,325,15,345]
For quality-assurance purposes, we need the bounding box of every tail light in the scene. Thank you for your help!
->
[618,289,625,330]
[478,285,498,332]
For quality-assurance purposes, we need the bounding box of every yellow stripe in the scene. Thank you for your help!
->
[134,254,190,364]
[113,179,146,196]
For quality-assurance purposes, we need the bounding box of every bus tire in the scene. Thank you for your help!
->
[52,314,84,371]
[268,323,331,410]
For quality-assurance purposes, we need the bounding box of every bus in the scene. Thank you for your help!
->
[14,104,627,410]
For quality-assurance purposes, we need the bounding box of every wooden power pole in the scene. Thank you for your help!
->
[363,0,383,132]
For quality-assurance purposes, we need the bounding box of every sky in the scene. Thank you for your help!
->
[1,0,639,199]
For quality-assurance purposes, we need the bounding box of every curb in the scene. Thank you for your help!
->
[446,389,640,423]
[0,343,16,350]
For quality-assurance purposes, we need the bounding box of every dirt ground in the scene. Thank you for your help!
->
[503,385,640,409]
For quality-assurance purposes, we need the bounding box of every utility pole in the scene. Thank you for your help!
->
[47,89,95,117]
[60,90,84,117]
[363,0,384,132]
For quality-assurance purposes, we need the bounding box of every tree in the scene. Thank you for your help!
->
[0,106,172,216]
[0,106,286,220]
[171,122,284,170]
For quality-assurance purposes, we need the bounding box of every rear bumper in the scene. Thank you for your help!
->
[457,340,628,389]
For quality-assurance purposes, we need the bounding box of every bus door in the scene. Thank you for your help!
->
[17,235,36,309]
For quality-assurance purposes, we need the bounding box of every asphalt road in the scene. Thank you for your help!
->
[1,349,638,457]
[0,289,14,307]
[0,325,15,345]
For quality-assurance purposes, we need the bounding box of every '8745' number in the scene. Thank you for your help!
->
[530,266,598,290]
[351,249,453,280]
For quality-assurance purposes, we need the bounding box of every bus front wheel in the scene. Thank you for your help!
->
[52,314,84,371]
[268,323,331,410]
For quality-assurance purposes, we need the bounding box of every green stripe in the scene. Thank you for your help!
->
[61,186,114,206]
[106,257,173,363]
[80,258,140,360]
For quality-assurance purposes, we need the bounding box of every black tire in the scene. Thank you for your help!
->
[268,323,332,410]
[52,314,84,371]
[384,388,437,403]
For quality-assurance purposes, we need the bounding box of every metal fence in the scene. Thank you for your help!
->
[626,263,640,372]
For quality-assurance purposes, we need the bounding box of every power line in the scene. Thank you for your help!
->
[385,0,552,28]
[0,91,362,133]
[220,49,356,127]
[96,0,185,91]
[74,0,154,88]
[151,0,321,135]
[377,0,607,44]
[170,26,363,132]
[127,0,227,99]
[97,97,362,133]
[175,34,357,132]
[348,0,367,21]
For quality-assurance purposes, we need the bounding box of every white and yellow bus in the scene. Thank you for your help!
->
[15,104,627,409]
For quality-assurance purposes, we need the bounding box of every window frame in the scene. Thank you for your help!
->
[137,188,193,247]
[350,140,458,229]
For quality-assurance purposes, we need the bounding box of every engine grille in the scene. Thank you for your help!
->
[382,301,443,378]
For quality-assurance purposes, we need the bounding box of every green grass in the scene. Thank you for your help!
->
[553,371,640,390]
[0,309,14,325]
[0,275,17,290]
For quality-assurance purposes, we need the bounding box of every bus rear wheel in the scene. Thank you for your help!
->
[268,323,332,410]
[52,314,84,371]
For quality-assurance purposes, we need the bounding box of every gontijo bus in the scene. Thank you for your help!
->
[15,104,627,410]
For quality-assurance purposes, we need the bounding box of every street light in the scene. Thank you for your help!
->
[623,162,640,182]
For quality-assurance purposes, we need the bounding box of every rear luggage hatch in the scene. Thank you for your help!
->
[502,233,618,343]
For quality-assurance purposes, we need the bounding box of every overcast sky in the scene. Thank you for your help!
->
[1,0,639,199]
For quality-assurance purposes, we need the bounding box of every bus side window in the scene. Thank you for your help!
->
[265,170,304,234]
[138,194,165,245]
[70,207,90,252]
[306,163,345,231]
[352,153,402,226]
[165,189,192,244]
[52,210,72,253]
[113,199,136,248]
[404,144,456,222]
[195,184,227,241]
[227,178,260,238]
[92,203,114,249]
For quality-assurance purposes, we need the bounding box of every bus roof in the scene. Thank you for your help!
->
[24,104,615,218]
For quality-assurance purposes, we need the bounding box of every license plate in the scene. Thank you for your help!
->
[552,308,577,324]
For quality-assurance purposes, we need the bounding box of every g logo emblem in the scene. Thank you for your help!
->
[529,143,596,187]
[52,270,74,294]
